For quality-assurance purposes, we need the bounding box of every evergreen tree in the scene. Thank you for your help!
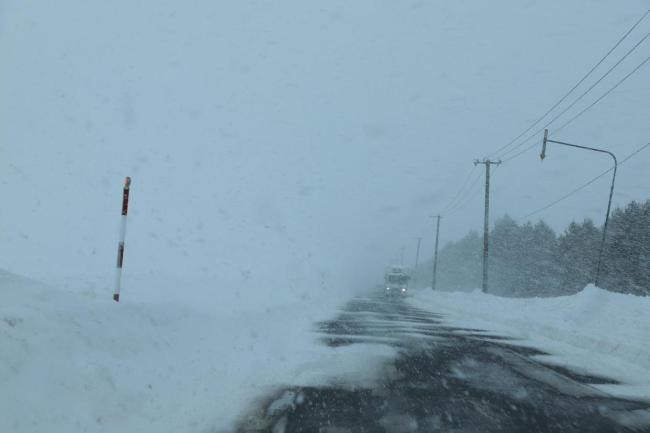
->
[490,215,525,295]
[490,217,559,296]
[527,220,561,295]
[602,200,650,295]
[435,230,482,290]
[553,219,600,293]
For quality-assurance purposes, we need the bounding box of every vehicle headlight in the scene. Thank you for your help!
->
[401,288,406,292]
[386,287,390,290]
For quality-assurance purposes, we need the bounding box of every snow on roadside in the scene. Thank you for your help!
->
[408,285,650,402]
[0,270,386,433]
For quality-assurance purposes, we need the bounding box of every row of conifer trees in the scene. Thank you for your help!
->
[414,199,650,296]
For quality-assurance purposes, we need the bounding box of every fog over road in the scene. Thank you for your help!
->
[235,295,649,433]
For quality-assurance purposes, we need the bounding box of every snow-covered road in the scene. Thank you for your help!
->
[235,295,650,433]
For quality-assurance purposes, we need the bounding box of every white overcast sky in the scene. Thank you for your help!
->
[1,1,648,291]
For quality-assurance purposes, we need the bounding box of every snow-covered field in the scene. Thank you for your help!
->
[408,285,650,402]
[0,270,394,433]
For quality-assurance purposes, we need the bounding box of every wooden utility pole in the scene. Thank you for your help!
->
[431,215,441,290]
[474,159,501,293]
[413,237,422,288]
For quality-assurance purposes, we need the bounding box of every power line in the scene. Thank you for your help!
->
[518,140,650,221]
[445,165,503,217]
[438,165,478,214]
[501,53,650,164]
[552,55,650,135]
[444,170,484,216]
[501,141,538,163]
[444,168,482,214]
[489,9,650,159]
[438,10,649,225]
[499,30,650,160]
[519,171,611,221]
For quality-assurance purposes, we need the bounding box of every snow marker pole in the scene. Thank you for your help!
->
[113,176,131,302]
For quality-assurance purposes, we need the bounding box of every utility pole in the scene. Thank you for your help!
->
[431,215,441,290]
[474,159,501,293]
[413,237,422,288]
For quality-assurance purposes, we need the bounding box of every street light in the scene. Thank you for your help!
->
[540,129,617,287]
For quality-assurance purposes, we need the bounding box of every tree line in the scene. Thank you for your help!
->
[414,199,650,297]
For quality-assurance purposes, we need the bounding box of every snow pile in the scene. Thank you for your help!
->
[409,285,650,401]
[0,270,386,433]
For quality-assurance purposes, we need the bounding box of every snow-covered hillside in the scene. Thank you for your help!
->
[408,285,650,402]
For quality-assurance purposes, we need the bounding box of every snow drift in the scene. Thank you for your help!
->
[408,285,650,402]
[0,270,386,433]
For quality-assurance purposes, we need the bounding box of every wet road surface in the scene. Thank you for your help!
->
[234,295,650,433]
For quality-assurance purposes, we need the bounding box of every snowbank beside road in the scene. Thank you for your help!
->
[0,270,378,433]
[409,285,650,401]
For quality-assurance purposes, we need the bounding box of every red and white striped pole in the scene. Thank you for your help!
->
[113,176,131,302]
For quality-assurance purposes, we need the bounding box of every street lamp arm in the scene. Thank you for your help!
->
[545,137,618,166]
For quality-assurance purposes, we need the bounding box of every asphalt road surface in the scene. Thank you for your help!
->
[234,295,650,433]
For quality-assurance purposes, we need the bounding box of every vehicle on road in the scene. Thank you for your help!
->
[384,265,410,297]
